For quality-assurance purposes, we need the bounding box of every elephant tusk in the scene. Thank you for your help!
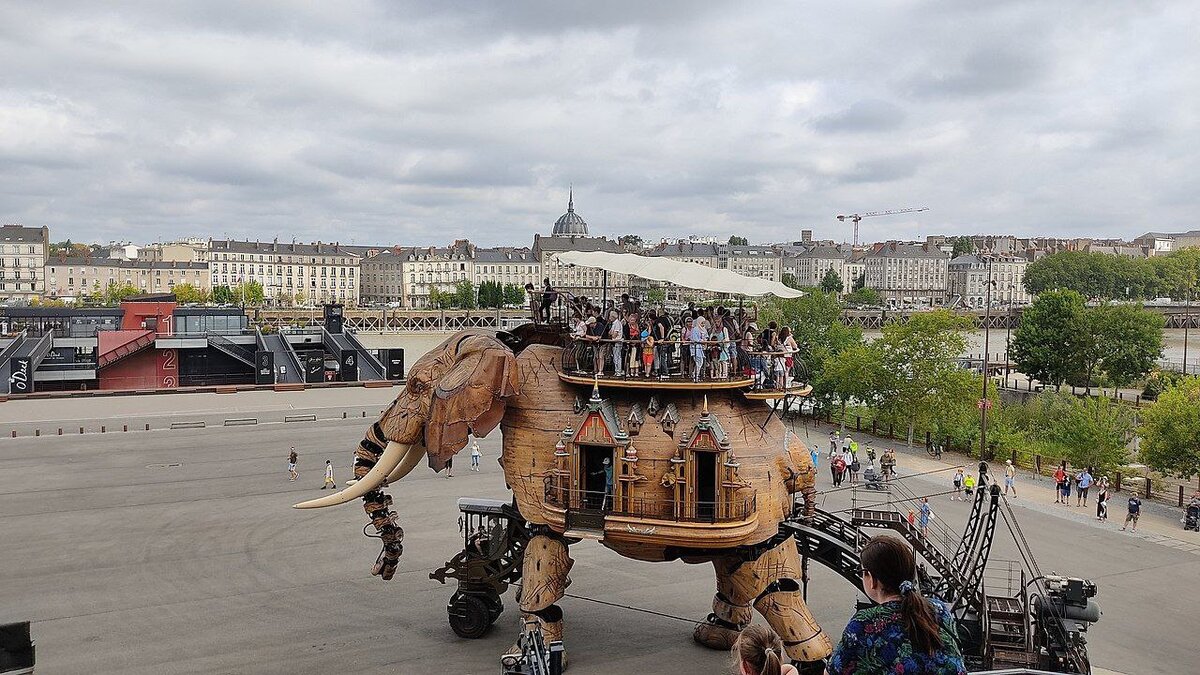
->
[385,441,426,485]
[293,441,412,509]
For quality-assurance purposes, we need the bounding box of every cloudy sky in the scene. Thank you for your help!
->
[1,1,1196,247]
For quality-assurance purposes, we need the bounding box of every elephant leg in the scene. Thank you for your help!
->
[509,533,573,668]
[692,556,753,651]
[751,539,832,665]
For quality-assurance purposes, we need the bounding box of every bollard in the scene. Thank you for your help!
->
[1115,472,1122,492]
[1035,454,1042,473]
[123,425,128,432]
[362,411,367,417]
[1145,475,1152,499]
[145,423,150,431]
[1010,449,1017,465]
[79,427,84,434]
[343,412,347,419]
[871,420,877,435]
[856,416,861,432]
[1180,486,1186,508]
[101,426,105,433]
[58,428,63,435]
[34,429,39,437]
[9,431,14,438]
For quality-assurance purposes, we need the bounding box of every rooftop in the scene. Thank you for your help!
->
[209,239,361,258]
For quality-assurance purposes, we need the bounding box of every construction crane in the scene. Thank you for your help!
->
[837,207,930,247]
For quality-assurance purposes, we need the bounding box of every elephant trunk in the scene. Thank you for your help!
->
[292,421,423,580]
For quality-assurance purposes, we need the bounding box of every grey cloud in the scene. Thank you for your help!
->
[0,1,1196,246]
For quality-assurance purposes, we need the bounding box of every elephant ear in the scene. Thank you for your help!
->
[425,338,520,469]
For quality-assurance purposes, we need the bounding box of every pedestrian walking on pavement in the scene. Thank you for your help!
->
[321,459,336,489]
[1003,460,1017,498]
[832,452,847,487]
[1096,476,1110,521]
[963,472,976,498]
[445,456,454,478]
[848,450,861,484]
[287,447,298,482]
[952,468,965,501]
[470,440,482,471]
[1076,468,1093,507]
[1121,494,1141,531]
[918,497,932,537]
[830,431,840,459]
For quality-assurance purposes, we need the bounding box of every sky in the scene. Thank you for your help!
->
[1,1,1197,247]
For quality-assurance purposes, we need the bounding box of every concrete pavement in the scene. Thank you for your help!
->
[0,391,1193,673]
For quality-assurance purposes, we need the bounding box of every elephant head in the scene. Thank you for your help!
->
[293,330,520,579]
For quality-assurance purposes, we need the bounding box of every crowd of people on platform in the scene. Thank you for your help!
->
[552,287,800,388]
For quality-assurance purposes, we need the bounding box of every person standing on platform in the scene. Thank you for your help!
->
[287,447,298,482]
[687,316,708,383]
[1121,494,1141,531]
[321,460,336,489]
[470,440,482,472]
[608,311,624,377]
[1004,460,1017,498]
[918,498,933,537]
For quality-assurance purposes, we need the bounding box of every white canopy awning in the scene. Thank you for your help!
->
[553,250,803,298]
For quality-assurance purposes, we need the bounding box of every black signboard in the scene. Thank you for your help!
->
[340,350,358,382]
[304,354,325,383]
[255,350,274,385]
[8,357,32,394]
[383,348,405,380]
[324,303,344,334]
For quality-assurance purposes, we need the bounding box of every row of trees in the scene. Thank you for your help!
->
[428,281,528,309]
[1010,289,1164,389]
[757,290,1194,479]
[1023,248,1200,300]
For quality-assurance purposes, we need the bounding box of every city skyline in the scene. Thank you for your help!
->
[1,2,1197,246]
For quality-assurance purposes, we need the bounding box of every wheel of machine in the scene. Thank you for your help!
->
[448,592,495,639]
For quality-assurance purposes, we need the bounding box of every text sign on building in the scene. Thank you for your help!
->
[8,357,32,394]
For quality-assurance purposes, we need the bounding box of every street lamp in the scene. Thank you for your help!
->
[980,257,996,460]
[1004,283,1015,380]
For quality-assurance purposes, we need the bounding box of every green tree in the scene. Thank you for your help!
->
[760,291,865,414]
[645,287,666,304]
[503,284,527,306]
[1013,391,1133,474]
[1140,376,1200,479]
[618,234,644,250]
[1079,303,1164,388]
[212,285,235,304]
[781,273,801,290]
[171,282,210,304]
[852,272,866,291]
[728,235,749,246]
[870,310,974,445]
[428,287,454,309]
[1010,289,1087,386]
[950,237,975,258]
[230,280,264,306]
[103,282,141,305]
[819,268,843,295]
[843,287,881,306]
[477,281,502,308]
[453,280,477,309]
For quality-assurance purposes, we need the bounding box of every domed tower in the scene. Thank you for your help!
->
[551,189,589,237]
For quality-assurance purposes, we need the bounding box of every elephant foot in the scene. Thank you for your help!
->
[692,613,744,651]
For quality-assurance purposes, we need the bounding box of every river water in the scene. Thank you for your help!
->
[356,328,1199,373]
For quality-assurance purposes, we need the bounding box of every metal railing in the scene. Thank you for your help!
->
[559,335,805,389]
[544,485,755,524]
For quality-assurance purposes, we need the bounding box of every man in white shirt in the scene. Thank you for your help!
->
[608,311,624,376]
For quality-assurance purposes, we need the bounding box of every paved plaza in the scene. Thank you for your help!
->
[0,388,1195,674]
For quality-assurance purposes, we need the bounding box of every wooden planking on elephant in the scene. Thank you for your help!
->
[499,344,817,562]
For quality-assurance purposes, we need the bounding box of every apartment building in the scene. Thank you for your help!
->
[727,245,782,282]
[358,248,406,305]
[473,247,539,290]
[862,242,949,304]
[0,224,49,301]
[208,239,360,306]
[44,257,210,299]
[947,254,1031,307]
[139,239,209,263]
[532,195,627,298]
[398,240,475,309]
[789,245,848,290]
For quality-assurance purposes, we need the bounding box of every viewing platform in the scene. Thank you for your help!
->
[559,336,811,400]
